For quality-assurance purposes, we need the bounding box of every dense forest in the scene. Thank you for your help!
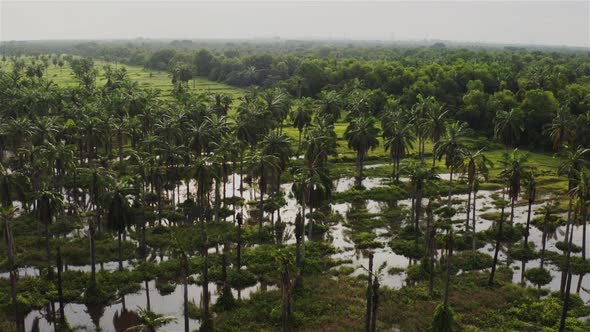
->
[0,40,590,331]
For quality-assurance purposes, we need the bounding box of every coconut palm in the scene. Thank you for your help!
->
[344,116,380,183]
[434,121,469,208]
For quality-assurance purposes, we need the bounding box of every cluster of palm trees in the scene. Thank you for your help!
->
[1,54,590,331]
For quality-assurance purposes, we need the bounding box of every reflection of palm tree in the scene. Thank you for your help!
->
[126,307,177,332]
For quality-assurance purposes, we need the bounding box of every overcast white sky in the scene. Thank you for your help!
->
[1,0,589,47]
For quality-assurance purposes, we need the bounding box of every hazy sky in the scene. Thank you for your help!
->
[1,0,589,47]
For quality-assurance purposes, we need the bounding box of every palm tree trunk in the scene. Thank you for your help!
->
[118,229,123,271]
[184,271,189,332]
[521,198,534,284]
[56,246,66,329]
[447,169,453,208]
[489,189,506,286]
[45,221,52,279]
[443,231,453,306]
[577,204,587,293]
[540,214,548,269]
[364,254,373,332]
[370,276,379,332]
[561,196,574,297]
[308,206,314,241]
[90,222,96,282]
[414,190,422,245]
[466,183,472,234]
[472,187,478,253]
[5,221,21,332]
[559,227,574,331]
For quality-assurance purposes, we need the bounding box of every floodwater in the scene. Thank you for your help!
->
[4,172,589,331]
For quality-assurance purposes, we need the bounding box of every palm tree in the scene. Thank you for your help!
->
[521,169,537,283]
[125,307,176,332]
[246,151,280,234]
[290,98,313,151]
[498,149,529,230]
[412,95,433,159]
[463,149,492,242]
[316,90,342,123]
[434,121,469,208]
[402,161,439,244]
[32,189,64,279]
[494,107,524,148]
[557,146,589,296]
[344,116,380,183]
[382,113,415,182]
[304,116,337,168]
[545,107,573,152]
[105,179,136,271]
[423,102,449,167]
[1,206,21,332]
[573,169,590,293]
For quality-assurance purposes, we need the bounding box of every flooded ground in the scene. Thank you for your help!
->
[6,173,589,331]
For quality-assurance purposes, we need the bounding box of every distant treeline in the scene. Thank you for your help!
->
[2,39,590,149]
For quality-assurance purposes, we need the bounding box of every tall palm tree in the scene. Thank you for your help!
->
[498,149,529,230]
[434,121,469,208]
[290,98,313,151]
[463,149,492,239]
[105,179,136,271]
[402,161,439,244]
[316,90,342,124]
[382,113,415,182]
[423,102,449,167]
[246,151,280,234]
[1,206,21,332]
[521,169,537,283]
[32,189,64,279]
[344,116,380,183]
[557,146,589,296]
[545,107,573,152]
[494,107,524,148]
[573,169,590,293]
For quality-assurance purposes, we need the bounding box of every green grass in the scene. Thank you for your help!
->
[1,58,244,100]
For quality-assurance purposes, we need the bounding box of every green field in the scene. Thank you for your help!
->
[1,59,244,100]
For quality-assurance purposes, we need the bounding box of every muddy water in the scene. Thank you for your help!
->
[9,173,590,331]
